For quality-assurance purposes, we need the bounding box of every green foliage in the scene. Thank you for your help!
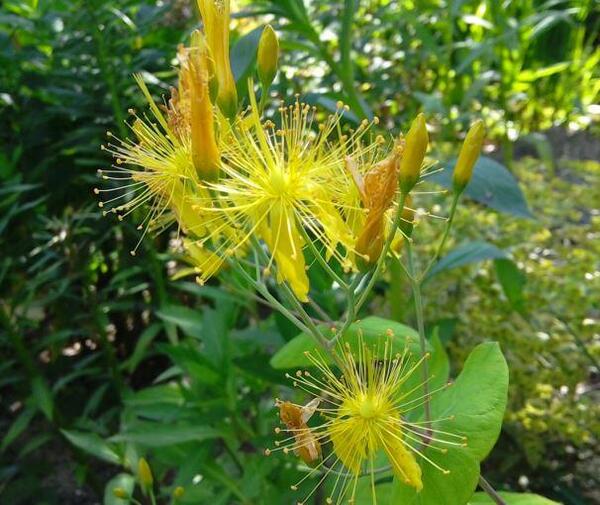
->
[0,0,597,504]
[393,343,509,505]
[270,316,424,368]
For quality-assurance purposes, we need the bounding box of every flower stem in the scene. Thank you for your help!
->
[299,226,348,289]
[327,275,362,350]
[479,476,507,505]
[406,241,432,434]
[421,192,459,281]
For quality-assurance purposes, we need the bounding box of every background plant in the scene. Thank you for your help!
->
[0,0,598,504]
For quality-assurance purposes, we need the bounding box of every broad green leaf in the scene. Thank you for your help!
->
[392,443,480,505]
[231,25,262,81]
[469,491,561,504]
[425,241,507,281]
[104,473,135,505]
[392,343,509,505]
[432,342,509,461]
[270,316,426,369]
[110,423,222,447]
[429,332,450,391]
[431,156,533,218]
[61,429,121,465]
[354,482,394,505]
[494,258,527,314]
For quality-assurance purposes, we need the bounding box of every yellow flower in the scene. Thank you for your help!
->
[266,338,465,504]
[97,74,202,254]
[194,89,382,300]
[196,0,238,118]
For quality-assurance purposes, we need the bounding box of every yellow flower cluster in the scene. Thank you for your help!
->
[96,0,480,302]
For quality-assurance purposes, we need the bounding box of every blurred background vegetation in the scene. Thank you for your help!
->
[0,0,598,504]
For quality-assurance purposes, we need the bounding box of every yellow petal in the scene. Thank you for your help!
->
[263,202,309,302]
[381,427,423,491]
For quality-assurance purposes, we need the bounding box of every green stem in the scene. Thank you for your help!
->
[479,476,507,505]
[299,226,348,289]
[246,238,342,365]
[406,242,432,431]
[421,192,459,282]
[233,262,311,336]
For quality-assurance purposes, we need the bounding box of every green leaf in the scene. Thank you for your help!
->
[156,305,203,338]
[103,473,135,505]
[61,429,121,465]
[110,423,223,447]
[270,316,426,369]
[494,258,526,314]
[354,482,395,505]
[392,343,509,505]
[231,25,263,81]
[123,323,162,373]
[431,156,533,218]
[429,332,450,391]
[31,376,54,421]
[469,492,561,504]
[433,342,509,461]
[518,62,569,82]
[425,241,507,281]
[1,406,36,452]
[392,444,480,505]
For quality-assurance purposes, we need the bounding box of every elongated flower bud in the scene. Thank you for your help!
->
[257,25,279,89]
[189,30,220,181]
[197,0,238,119]
[399,113,428,195]
[453,119,485,193]
[138,458,153,491]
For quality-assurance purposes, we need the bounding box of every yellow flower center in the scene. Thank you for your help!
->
[269,166,290,197]
[357,393,384,419]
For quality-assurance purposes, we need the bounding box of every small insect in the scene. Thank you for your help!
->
[276,398,322,466]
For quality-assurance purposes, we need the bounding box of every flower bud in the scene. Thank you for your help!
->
[188,30,220,181]
[138,457,153,491]
[453,120,485,193]
[173,486,185,499]
[113,487,129,499]
[197,0,238,119]
[355,214,384,269]
[399,113,428,195]
[257,25,279,89]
